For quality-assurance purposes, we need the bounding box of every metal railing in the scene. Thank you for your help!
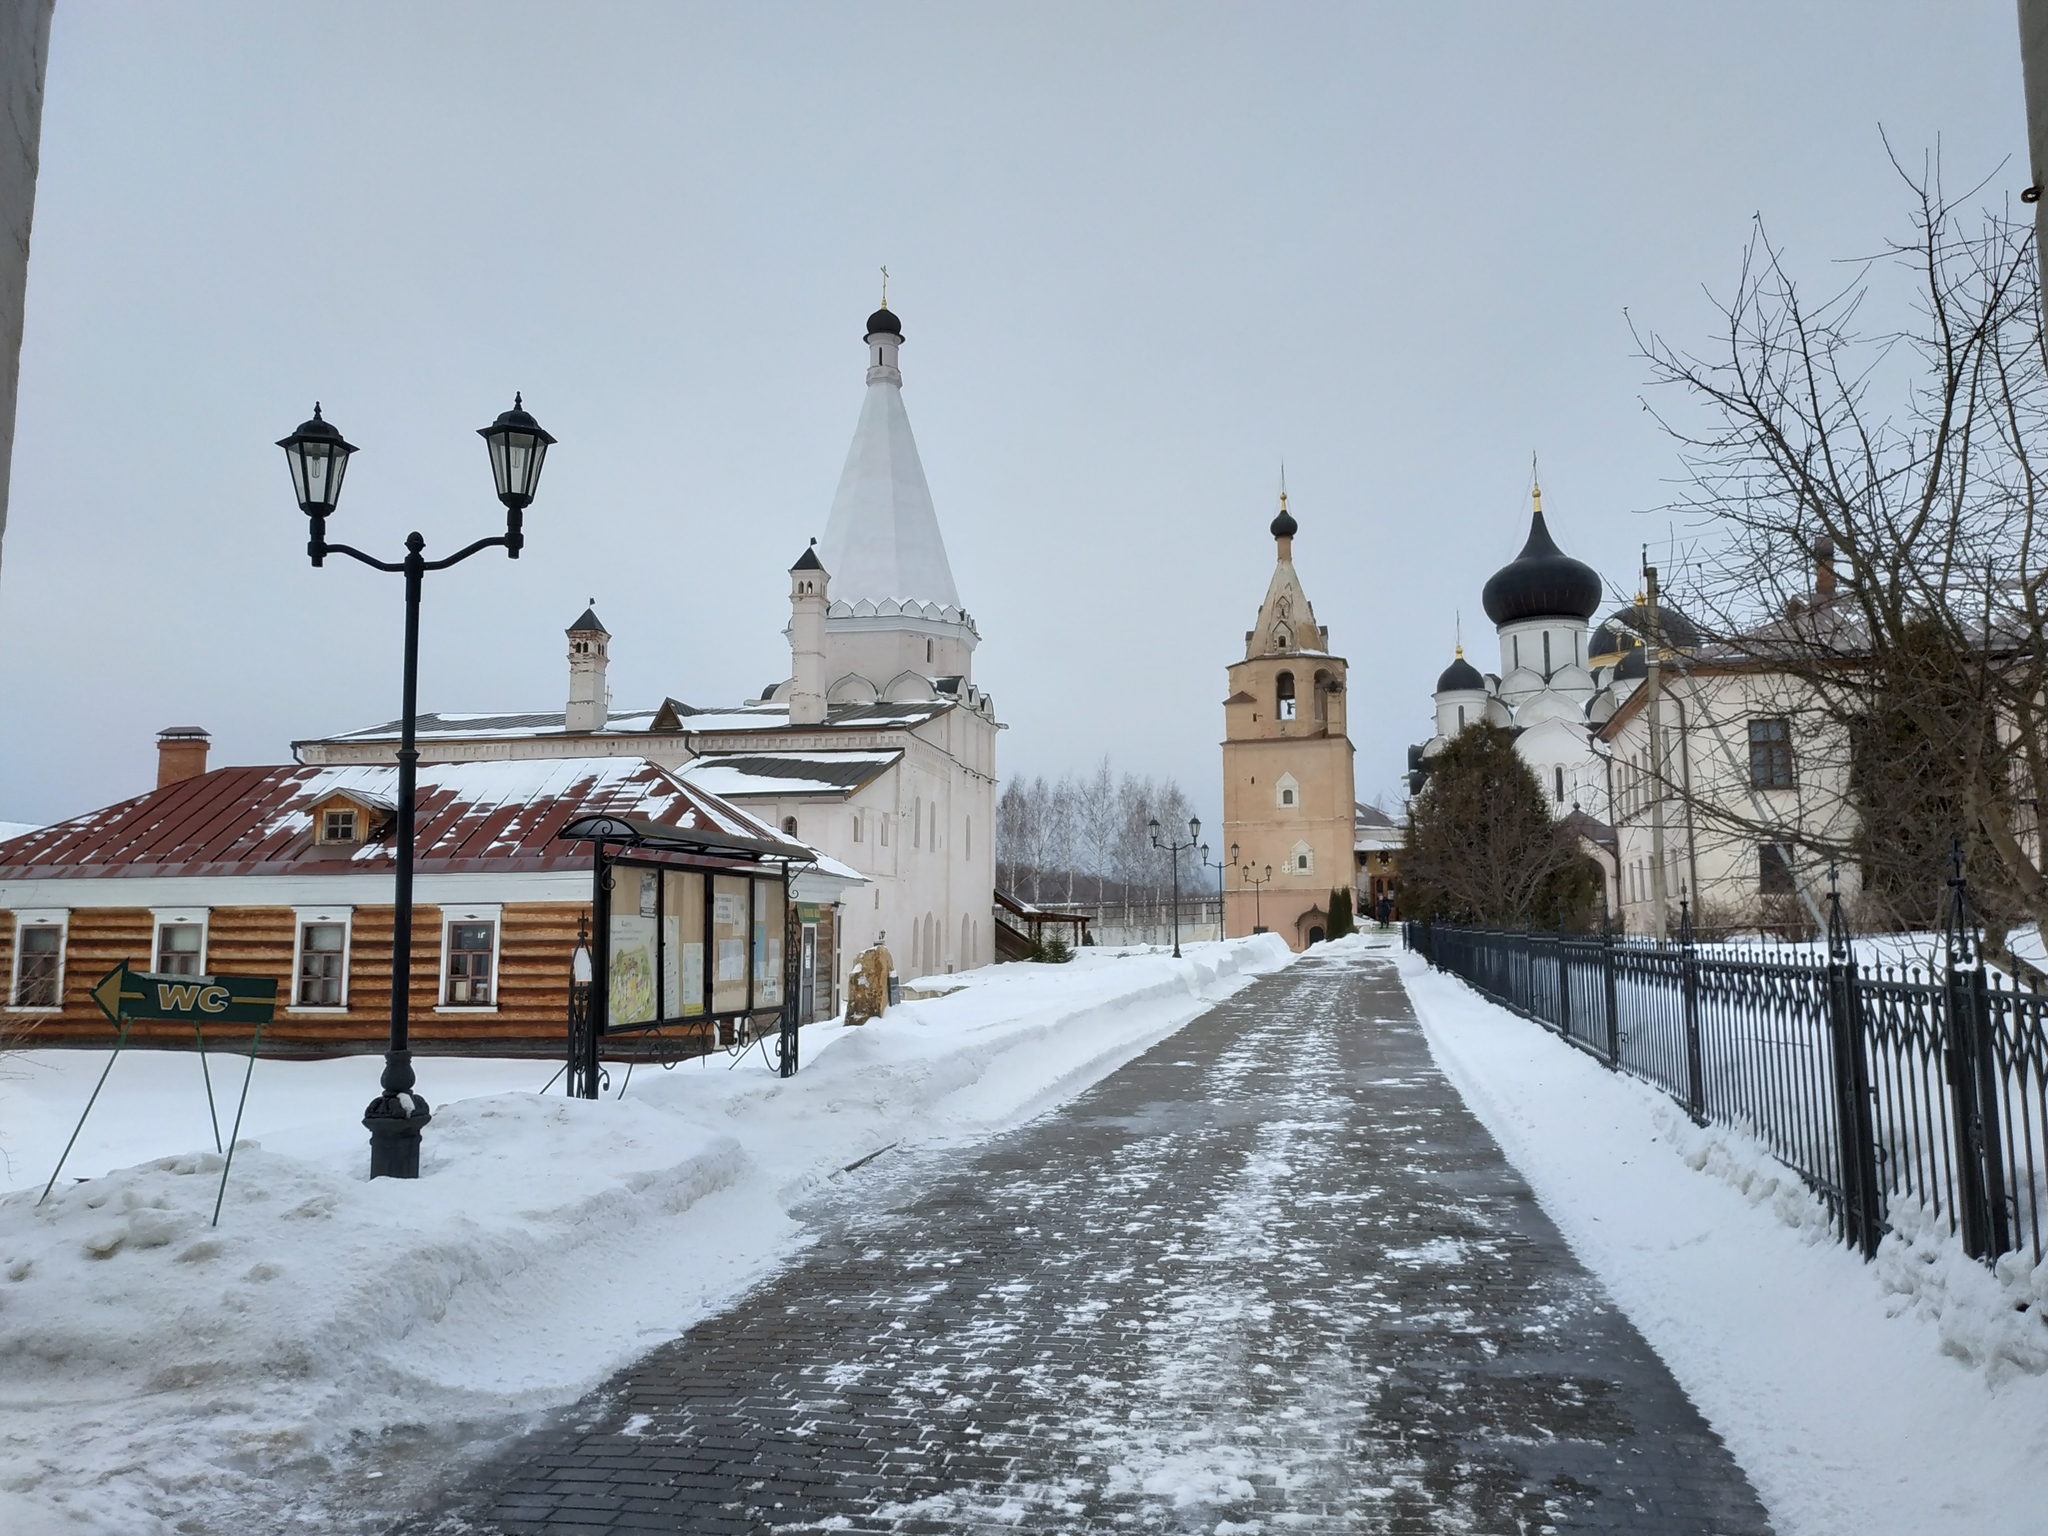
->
[1407,879,2047,1270]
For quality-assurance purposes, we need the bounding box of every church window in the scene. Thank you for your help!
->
[1276,672,1296,720]
[782,816,798,836]
[1313,669,1332,722]
[1513,635,1521,670]
[926,638,934,663]
[1457,705,1466,731]
[880,816,889,847]
[1555,766,1564,803]
[1543,632,1552,676]
[913,797,921,848]
[852,812,862,843]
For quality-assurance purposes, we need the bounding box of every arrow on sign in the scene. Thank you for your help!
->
[90,960,148,1024]
[89,961,278,1025]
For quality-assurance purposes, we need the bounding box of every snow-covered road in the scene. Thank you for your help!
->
[0,937,1291,1535]
[401,943,1771,1533]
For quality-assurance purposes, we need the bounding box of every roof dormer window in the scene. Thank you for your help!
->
[322,808,358,844]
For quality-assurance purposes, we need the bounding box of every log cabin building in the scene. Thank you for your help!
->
[0,736,863,1055]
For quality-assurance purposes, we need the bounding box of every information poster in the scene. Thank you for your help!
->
[661,915,681,1017]
[712,875,751,1013]
[681,944,705,1015]
[663,869,706,1017]
[608,913,658,1027]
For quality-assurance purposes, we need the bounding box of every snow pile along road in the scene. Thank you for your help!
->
[1399,949,2048,1536]
[0,936,1292,1536]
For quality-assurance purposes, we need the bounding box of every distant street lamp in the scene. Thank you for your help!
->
[1149,815,1201,959]
[277,397,556,1179]
[1199,843,1227,939]
[1232,844,1274,935]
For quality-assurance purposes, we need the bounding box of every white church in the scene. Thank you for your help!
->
[298,303,1001,986]
[1408,482,1702,899]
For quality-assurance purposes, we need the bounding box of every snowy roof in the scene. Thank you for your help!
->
[817,313,962,609]
[679,751,901,800]
[303,708,665,745]
[299,698,950,751]
[0,758,809,880]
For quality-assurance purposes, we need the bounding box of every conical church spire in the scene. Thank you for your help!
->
[816,303,962,608]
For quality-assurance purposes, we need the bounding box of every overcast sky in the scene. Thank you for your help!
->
[0,2,2029,831]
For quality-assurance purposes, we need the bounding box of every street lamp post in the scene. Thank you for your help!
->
[1199,843,1227,939]
[1231,844,1274,935]
[1149,815,1201,959]
[277,397,556,1179]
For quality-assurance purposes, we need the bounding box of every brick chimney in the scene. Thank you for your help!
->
[156,726,211,787]
[1814,534,1836,598]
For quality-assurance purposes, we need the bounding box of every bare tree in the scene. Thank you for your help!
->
[1637,150,2047,960]
[997,764,1205,910]
[1078,756,1119,899]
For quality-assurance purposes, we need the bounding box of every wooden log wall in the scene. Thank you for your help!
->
[0,902,592,1056]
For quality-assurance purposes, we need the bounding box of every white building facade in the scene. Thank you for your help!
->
[298,304,1000,986]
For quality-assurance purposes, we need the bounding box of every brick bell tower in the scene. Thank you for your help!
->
[1219,493,1356,950]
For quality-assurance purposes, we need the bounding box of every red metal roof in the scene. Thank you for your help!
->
[0,758,798,883]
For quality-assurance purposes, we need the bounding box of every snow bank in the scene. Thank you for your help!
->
[1399,950,2048,1536]
[0,936,1291,1535]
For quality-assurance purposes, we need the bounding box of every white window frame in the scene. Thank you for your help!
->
[289,905,355,1013]
[151,906,211,976]
[8,909,70,1012]
[1275,772,1300,811]
[1290,841,1314,875]
[435,903,504,1013]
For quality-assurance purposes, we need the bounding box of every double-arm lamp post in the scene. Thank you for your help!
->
[1231,844,1274,934]
[1149,815,1201,959]
[276,398,557,1179]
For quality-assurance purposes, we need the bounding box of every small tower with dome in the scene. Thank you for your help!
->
[1220,492,1357,950]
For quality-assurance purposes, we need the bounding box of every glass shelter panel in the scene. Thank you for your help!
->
[712,875,751,1014]
[663,869,707,1018]
[753,878,784,1010]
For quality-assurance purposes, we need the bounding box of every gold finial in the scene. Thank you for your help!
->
[1531,451,1543,516]
[1455,612,1463,657]
[880,264,889,307]
[1279,460,1287,511]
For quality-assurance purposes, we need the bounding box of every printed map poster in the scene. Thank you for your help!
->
[609,914,658,1027]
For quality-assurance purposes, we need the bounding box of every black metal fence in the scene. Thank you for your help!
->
[1406,892,2047,1271]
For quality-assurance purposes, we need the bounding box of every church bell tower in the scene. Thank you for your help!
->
[1219,495,1357,950]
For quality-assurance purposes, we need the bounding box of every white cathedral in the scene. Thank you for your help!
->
[299,304,1001,983]
[1408,482,1699,886]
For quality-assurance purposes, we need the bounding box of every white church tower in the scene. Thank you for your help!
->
[564,606,610,734]
[812,305,982,697]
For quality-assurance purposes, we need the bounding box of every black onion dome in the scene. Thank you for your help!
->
[1270,503,1298,539]
[1481,510,1603,626]
[865,306,903,337]
[1588,598,1700,659]
[1435,654,1484,693]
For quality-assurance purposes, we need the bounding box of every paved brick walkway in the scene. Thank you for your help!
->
[402,948,1774,1534]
